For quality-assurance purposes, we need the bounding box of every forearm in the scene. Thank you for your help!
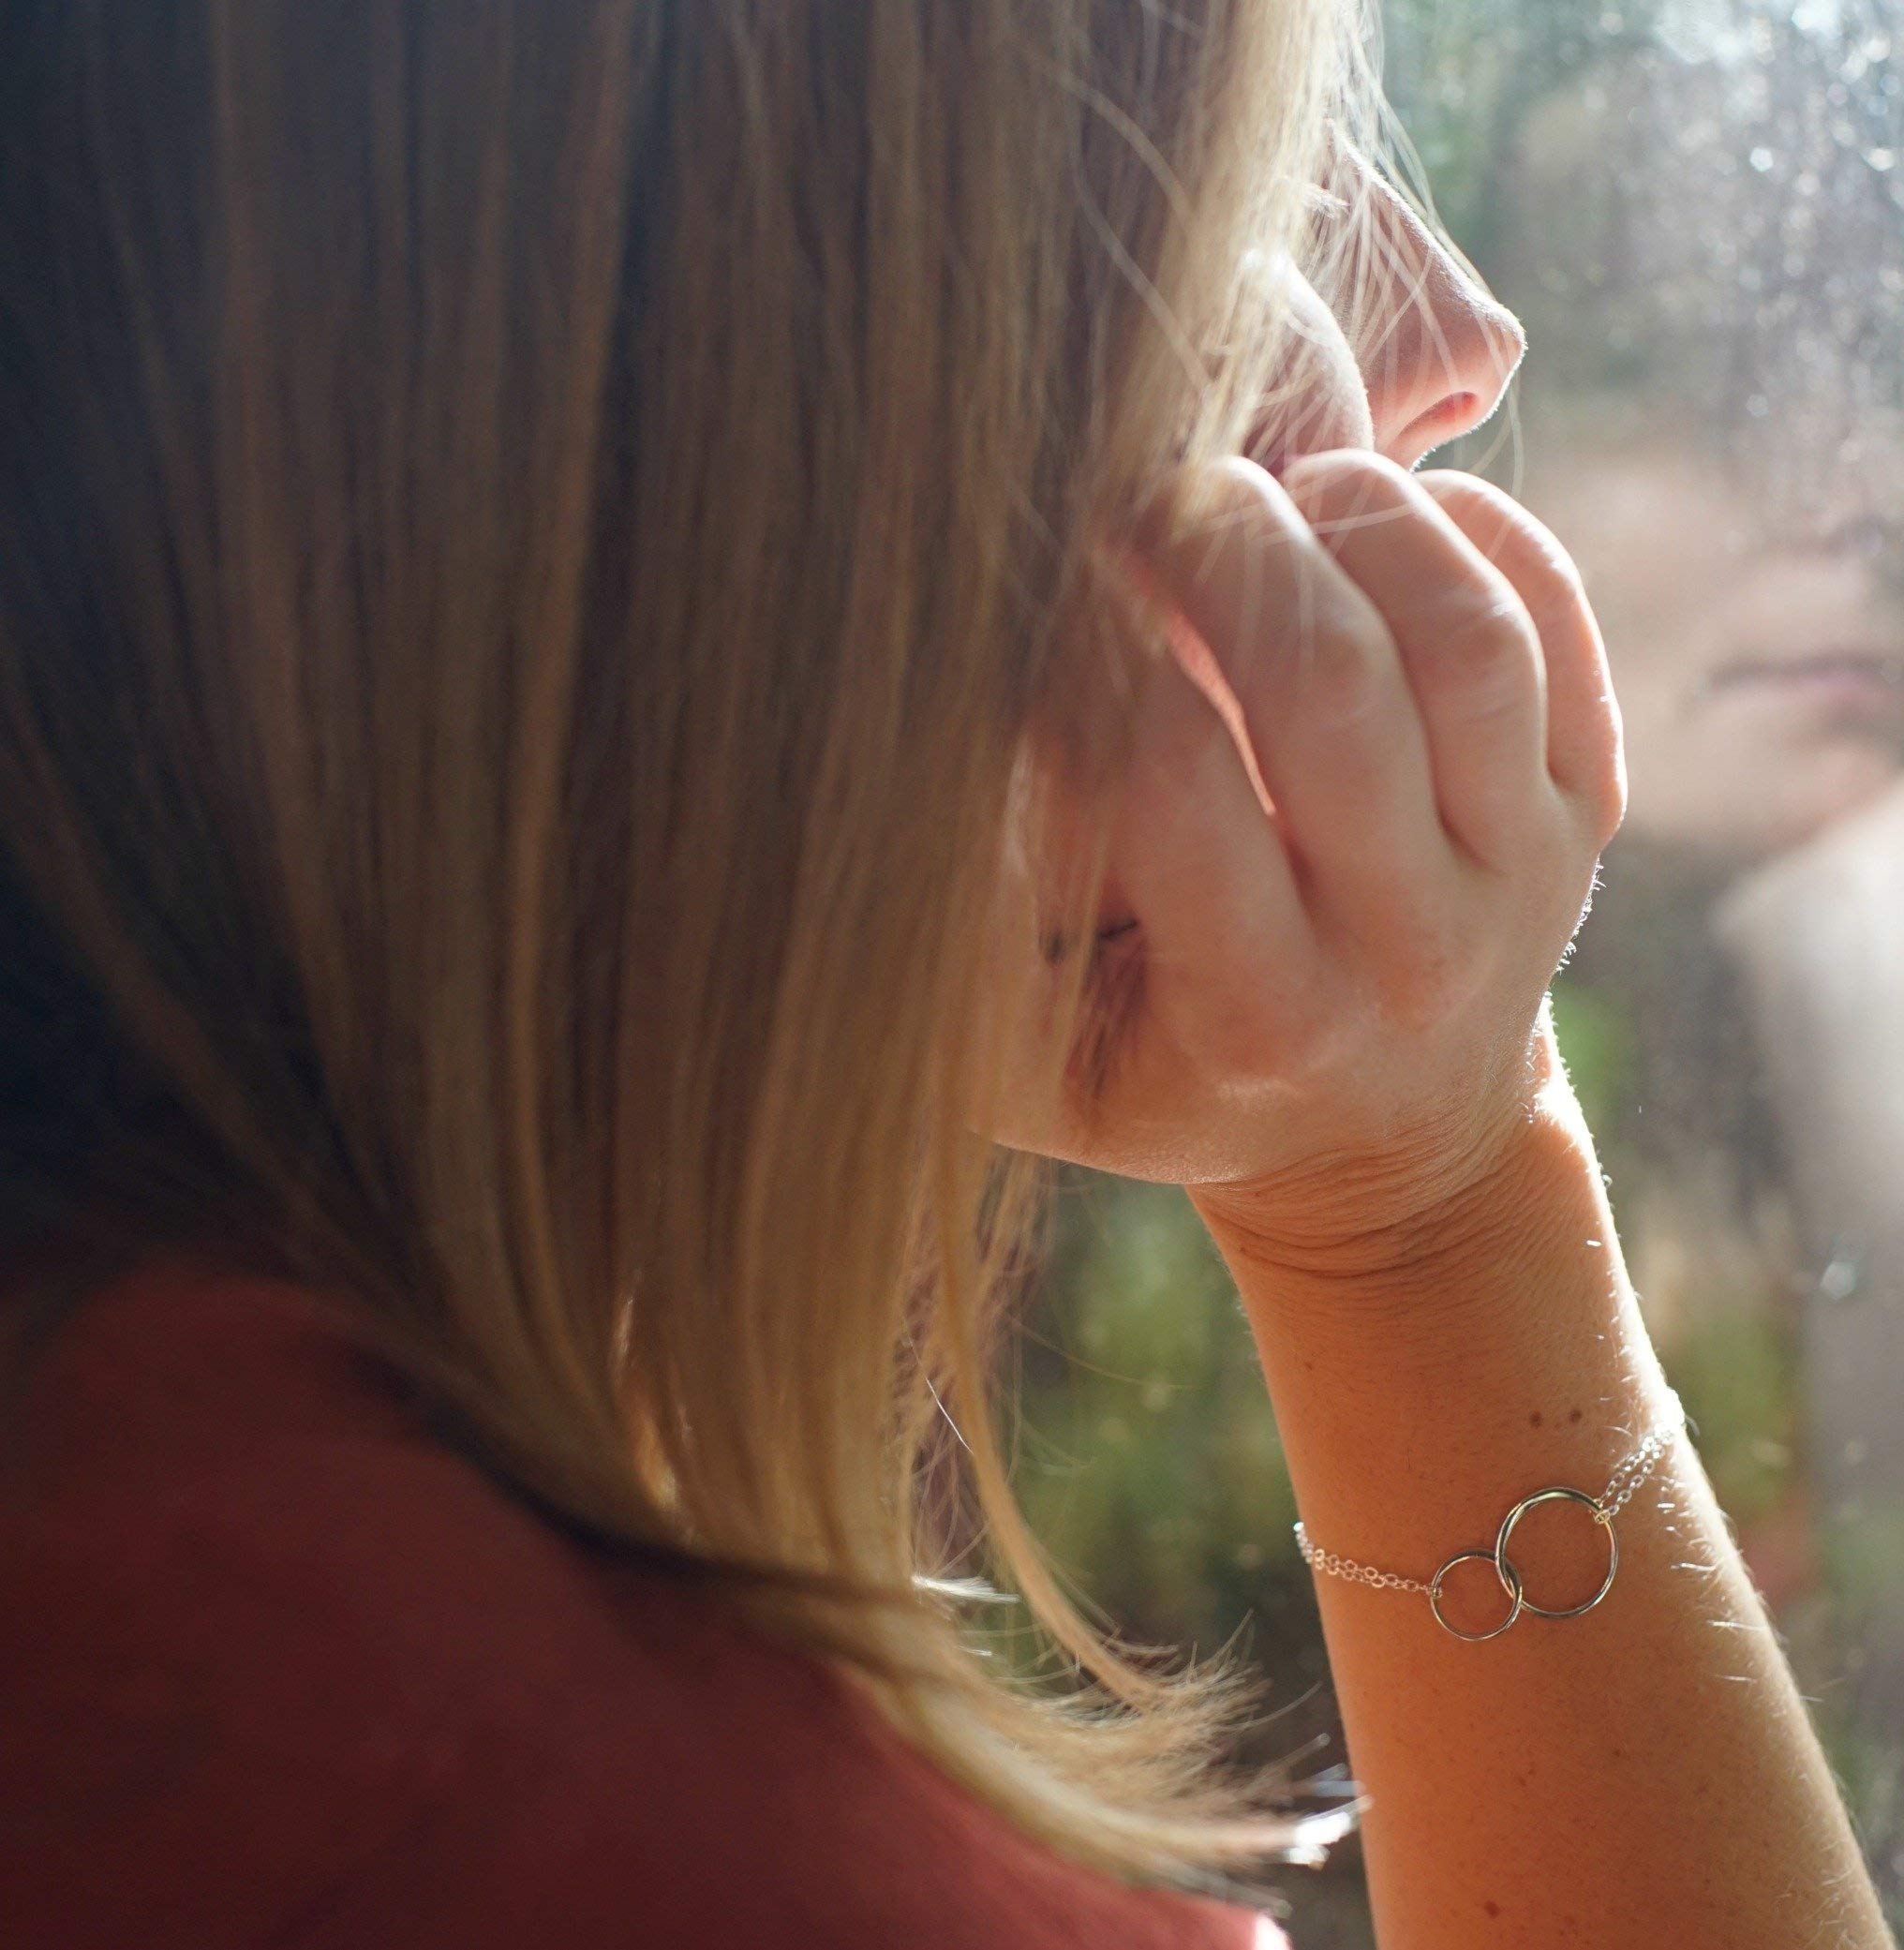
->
[1193,1049,1889,1949]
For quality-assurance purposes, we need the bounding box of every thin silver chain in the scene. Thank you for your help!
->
[1293,1535,1435,1598]
[1294,1392,1685,1600]
[1598,1424,1674,1522]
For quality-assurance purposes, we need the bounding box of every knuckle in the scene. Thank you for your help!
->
[1270,550,1398,728]
[1151,459,1310,608]
[1198,454,1282,524]
[1139,459,1287,581]
[1603,765,1629,841]
[1297,628,1391,728]
[1416,583,1539,718]
[1182,456,1312,554]
[1279,450,1417,534]
[1557,688,1628,843]
[1421,474,1589,618]
[1414,469,1514,528]
[1514,537,1590,634]
[1583,737,1629,846]
[1282,448,1414,501]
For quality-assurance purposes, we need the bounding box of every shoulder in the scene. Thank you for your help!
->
[0,1259,1279,1949]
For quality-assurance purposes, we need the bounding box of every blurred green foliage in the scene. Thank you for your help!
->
[1549,983,1637,1135]
[1014,1179,1303,1656]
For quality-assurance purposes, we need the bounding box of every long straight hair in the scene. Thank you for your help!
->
[0,0,1370,1891]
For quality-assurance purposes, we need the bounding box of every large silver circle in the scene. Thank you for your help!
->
[1429,1548,1525,1642]
[1494,1485,1618,1620]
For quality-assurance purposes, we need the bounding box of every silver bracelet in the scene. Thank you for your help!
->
[1293,1391,1687,1643]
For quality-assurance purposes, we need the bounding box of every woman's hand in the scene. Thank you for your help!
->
[985,452,1625,1256]
[983,455,1894,1950]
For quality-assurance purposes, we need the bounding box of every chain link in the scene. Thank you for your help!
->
[1292,1392,1687,1638]
[1597,1428,1673,1522]
[1294,1525,1433,1596]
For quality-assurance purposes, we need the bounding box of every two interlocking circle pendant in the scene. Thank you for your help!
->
[1427,1485,1619,1643]
[1293,1402,1682,1640]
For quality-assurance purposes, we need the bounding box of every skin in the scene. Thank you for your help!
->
[985,167,1893,1946]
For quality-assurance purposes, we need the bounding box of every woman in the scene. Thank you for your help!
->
[0,5,1886,1945]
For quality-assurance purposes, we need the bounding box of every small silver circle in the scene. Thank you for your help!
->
[1430,1548,1525,1642]
[1495,1485,1618,1620]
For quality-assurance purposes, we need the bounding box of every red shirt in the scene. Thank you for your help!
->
[0,1260,1285,1947]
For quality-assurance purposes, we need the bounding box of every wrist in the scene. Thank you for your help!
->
[1191,1018,1678,1579]
[1189,1015,1591,1304]
[1190,1013,1671,1427]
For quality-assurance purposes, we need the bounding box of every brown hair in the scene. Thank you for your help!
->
[0,0,1365,1891]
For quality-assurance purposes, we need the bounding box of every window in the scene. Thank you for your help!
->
[1019,4,1904,1940]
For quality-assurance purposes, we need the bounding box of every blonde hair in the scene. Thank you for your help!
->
[0,0,1374,1894]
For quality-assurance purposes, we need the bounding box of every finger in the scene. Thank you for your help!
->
[1108,605,1317,1005]
[1281,451,1546,871]
[1136,457,1448,920]
[1416,471,1626,844]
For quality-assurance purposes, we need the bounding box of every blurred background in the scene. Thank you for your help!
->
[1012,1,1904,1940]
